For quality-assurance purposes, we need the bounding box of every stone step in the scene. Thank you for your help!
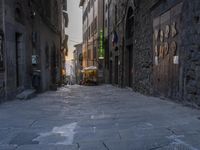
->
[16,89,36,100]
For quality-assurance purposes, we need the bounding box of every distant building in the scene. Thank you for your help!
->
[65,60,75,84]
[79,0,105,82]
[73,43,83,84]
[0,0,68,101]
[61,1,69,84]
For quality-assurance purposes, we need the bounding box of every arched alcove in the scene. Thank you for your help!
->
[125,7,134,88]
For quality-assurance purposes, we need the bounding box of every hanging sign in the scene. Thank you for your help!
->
[32,55,39,65]
[99,30,104,59]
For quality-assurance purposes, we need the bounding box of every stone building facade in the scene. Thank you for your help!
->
[79,0,105,82]
[73,43,83,84]
[0,0,68,101]
[106,0,200,105]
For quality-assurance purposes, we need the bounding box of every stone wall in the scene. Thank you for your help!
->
[0,1,3,29]
[0,0,5,101]
[4,0,32,97]
[181,0,200,105]
[108,0,155,94]
[1,0,63,99]
[107,0,200,105]
[132,0,154,95]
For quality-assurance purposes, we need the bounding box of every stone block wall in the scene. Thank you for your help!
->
[132,0,154,95]
[181,0,200,105]
[107,0,200,105]
[0,0,63,100]
[0,1,3,29]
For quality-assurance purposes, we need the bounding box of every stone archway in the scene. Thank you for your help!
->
[125,7,134,88]
[15,1,25,24]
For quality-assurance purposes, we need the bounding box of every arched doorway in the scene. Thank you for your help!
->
[125,7,134,88]
[51,44,57,86]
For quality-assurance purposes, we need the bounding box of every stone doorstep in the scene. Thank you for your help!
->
[16,89,36,100]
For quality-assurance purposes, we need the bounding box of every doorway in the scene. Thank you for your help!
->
[51,45,57,85]
[127,45,133,87]
[125,7,134,88]
[114,56,118,85]
[109,60,113,84]
[15,33,23,88]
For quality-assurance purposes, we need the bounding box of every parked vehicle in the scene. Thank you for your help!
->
[82,66,98,85]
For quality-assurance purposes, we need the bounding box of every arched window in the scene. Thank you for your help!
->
[15,2,25,24]
[45,44,49,68]
[53,1,59,27]
[126,7,134,39]
[42,0,52,19]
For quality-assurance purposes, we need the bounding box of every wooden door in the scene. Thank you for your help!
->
[153,3,183,98]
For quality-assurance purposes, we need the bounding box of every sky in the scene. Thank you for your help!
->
[66,0,82,60]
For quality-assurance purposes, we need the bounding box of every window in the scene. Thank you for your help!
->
[91,0,94,8]
[15,2,25,24]
[126,8,134,39]
[88,49,91,60]
[93,47,97,59]
[53,1,59,27]
[105,19,108,28]
[106,3,108,12]
[44,0,52,19]
[88,27,90,38]
[45,44,49,68]
[90,25,92,36]
[88,0,91,12]
[115,4,118,24]
[94,17,97,33]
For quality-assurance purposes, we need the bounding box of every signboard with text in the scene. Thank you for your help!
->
[98,30,104,59]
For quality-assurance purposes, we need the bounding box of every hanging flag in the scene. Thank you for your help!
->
[112,31,118,47]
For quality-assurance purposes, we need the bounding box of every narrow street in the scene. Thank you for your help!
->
[0,85,200,150]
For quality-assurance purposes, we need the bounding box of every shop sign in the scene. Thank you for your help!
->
[99,30,104,59]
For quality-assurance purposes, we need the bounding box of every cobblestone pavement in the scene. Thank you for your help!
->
[0,85,200,150]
